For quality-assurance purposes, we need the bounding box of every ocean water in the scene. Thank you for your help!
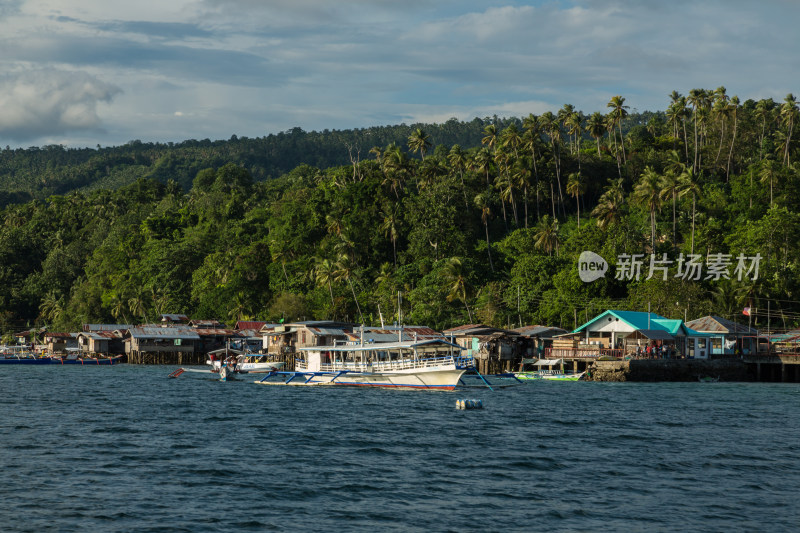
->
[1,365,799,532]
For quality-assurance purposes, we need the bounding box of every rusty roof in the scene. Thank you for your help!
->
[193,328,238,336]
[235,321,270,331]
[685,315,757,335]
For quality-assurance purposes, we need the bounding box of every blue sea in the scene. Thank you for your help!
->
[1,365,799,532]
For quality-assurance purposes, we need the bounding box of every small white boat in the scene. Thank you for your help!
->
[207,348,285,374]
[261,338,466,390]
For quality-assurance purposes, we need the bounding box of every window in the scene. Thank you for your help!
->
[711,338,722,350]
[698,338,707,349]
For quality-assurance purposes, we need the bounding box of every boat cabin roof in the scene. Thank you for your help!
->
[298,338,460,353]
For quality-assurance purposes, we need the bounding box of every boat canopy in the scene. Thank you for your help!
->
[534,358,563,366]
[298,338,460,352]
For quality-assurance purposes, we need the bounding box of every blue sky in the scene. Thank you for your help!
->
[0,0,797,148]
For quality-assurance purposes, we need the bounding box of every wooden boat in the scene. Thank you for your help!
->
[540,371,585,381]
[258,338,466,390]
[0,347,124,365]
[207,348,285,374]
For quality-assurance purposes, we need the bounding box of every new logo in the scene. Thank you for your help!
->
[578,251,608,282]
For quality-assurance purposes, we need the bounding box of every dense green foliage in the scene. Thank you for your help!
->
[2,88,800,336]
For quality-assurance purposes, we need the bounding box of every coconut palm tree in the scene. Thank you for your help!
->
[780,93,798,166]
[759,157,780,207]
[726,95,740,181]
[607,95,629,163]
[592,179,625,230]
[334,253,363,323]
[447,144,469,208]
[634,166,663,250]
[534,215,560,256]
[443,257,473,323]
[407,128,432,160]
[677,167,702,255]
[586,111,605,156]
[754,98,775,161]
[471,147,494,187]
[659,169,682,244]
[566,172,584,226]
[380,206,400,266]
[686,88,706,172]
[313,258,337,313]
[474,192,494,272]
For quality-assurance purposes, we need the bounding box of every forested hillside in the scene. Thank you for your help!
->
[1,89,799,337]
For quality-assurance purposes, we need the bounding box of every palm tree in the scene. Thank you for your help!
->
[659,169,681,244]
[686,88,706,172]
[780,93,798,166]
[754,98,775,161]
[474,193,494,272]
[381,144,409,198]
[591,179,625,230]
[380,206,400,266]
[539,112,564,212]
[109,293,130,324]
[634,166,663,250]
[334,253,363,322]
[481,124,498,155]
[471,147,493,187]
[586,111,605,156]
[128,291,148,324]
[407,128,432,160]
[726,95,740,180]
[522,114,543,219]
[447,144,469,208]
[677,167,702,254]
[443,257,473,323]
[39,290,64,325]
[313,258,337,313]
[566,172,584,226]
[759,157,780,207]
[607,95,629,163]
[534,215,560,256]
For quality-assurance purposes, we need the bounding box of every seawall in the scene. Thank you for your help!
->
[587,359,752,382]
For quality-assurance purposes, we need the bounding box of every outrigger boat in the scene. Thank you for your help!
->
[512,358,585,381]
[256,338,467,390]
[206,348,285,374]
[0,346,124,365]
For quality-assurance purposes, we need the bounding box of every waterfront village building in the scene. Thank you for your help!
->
[567,310,711,359]
[685,315,760,356]
[511,325,568,357]
[124,326,201,364]
[44,332,79,354]
[261,321,356,356]
[442,324,527,372]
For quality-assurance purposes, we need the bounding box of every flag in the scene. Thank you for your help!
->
[743,307,751,316]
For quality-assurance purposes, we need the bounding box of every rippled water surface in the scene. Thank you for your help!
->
[1,365,799,532]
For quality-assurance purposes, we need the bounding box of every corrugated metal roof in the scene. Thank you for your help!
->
[45,332,74,339]
[307,326,349,336]
[83,324,132,332]
[193,328,238,336]
[685,315,758,335]
[513,325,568,337]
[236,321,270,331]
[129,327,200,339]
[160,314,189,322]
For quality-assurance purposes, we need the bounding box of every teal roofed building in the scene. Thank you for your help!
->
[571,310,710,359]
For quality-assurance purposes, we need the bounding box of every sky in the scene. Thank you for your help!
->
[0,0,798,149]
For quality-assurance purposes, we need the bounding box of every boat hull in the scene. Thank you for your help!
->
[297,368,467,390]
[0,355,124,365]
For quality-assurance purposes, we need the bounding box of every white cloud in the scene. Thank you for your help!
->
[0,69,121,141]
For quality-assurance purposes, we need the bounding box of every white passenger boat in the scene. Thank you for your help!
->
[286,338,466,390]
[206,348,285,374]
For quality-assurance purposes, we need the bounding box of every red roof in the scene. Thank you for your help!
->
[236,321,268,331]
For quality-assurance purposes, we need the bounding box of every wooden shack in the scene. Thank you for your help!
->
[125,326,201,364]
